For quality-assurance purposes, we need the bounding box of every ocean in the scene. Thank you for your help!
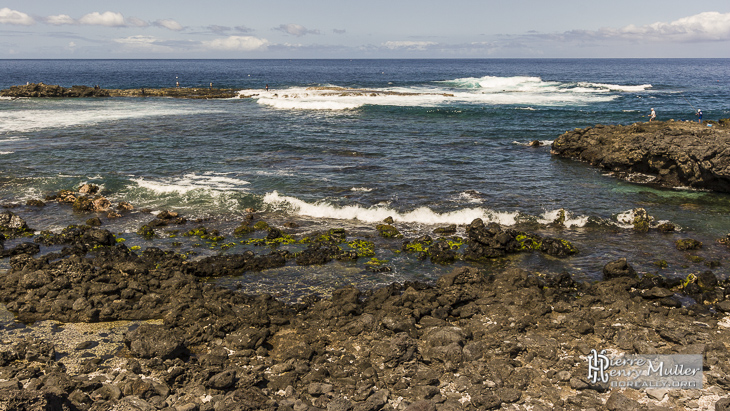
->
[1,59,729,300]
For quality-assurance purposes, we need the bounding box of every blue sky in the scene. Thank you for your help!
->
[1,1,730,58]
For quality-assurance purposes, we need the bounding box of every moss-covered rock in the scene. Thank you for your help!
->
[233,223,255,237]
[376,224,402,239]
[675,238,702,251]
[137,225,155,240]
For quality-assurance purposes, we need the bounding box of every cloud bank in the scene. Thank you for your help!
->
[566,11,730,42]
[203,36,270,51]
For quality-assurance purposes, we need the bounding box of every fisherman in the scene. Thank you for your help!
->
[649,108,656,122]
[696,109,703,123]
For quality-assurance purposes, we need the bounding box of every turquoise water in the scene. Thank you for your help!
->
[1,59,730,298]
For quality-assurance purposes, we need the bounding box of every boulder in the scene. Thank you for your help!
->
[124,324,187,359]
[603,258,637,280]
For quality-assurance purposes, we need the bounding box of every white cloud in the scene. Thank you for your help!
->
[78,11,125,27]
[155,19,184,31]
[203,36,269,51]
[275,23,320,37]
[625,11,730,41]
[565,11,730,43]
[45,14,75,25]
[383,41,437,50]
[0,8,35,25]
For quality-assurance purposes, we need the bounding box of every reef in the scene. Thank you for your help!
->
[551,118,730,192]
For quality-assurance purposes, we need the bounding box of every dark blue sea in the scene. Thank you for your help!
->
[1,59,729,300]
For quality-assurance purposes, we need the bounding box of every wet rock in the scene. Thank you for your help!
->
[539,237,578,258]
[118,201,134,211]
[697,270,718,291]
[86,217,102,226]
[657,222,676,232]
[631,208,652,232]
[296,242,342,265]
[428,240,457,264]
[78,184,99,195]
[0,211,30,235]
[137,224,155,239]
[602,258,637,280]
[433,225,456,235]
[676,238,703,251]
[0,83,111,98]
[551,121,730,192]
[376,224,402,239]
[72,195,111,212]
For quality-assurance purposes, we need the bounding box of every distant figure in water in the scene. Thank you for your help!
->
[696,109,703,123]
[649,108,656,122]
[265,84,269,92]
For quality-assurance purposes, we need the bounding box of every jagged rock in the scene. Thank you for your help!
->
[0,83,110,98]
[78,184,99,194]
[0,211,29,233]
[552,120,730,192]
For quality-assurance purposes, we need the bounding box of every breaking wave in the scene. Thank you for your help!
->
[253,76,651,111]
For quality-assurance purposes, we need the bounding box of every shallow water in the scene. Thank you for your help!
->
[2,59,730,301]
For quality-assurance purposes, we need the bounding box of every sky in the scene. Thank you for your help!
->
[1,1,730,58]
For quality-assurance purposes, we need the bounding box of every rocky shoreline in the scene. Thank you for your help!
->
[3,188,730,410]
[0,83,455,100]
[551,119,730,193]
[0,83,245,99]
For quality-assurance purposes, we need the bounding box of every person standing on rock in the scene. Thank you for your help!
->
[649,108,656,122]
[696,109,703,123]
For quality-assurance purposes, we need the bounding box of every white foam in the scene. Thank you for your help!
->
[255,87,448,111]
[455,191,484,204]
[0,101,223,134]
[132,172,250,194]
[262,191,519,226]
[0,137,27,143]
[0,151,13,155]
[577,82,652,92]
[512,140,554,146]
[252,75,650,111]
[350,187,373,192]
[537,209,589,228]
